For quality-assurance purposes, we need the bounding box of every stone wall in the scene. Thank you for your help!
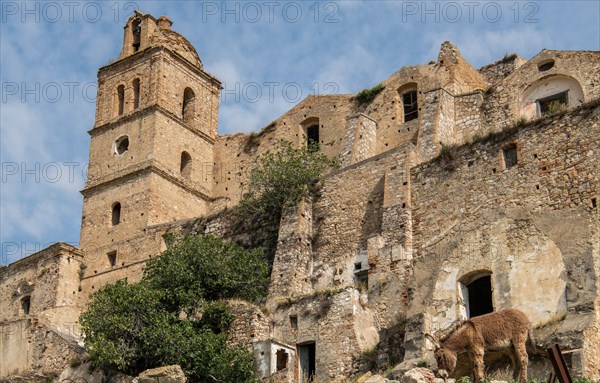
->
[481,50,600,133]
[406,103,600,376]
[226,301,271,352]
[478,54,527,85]
[0,243,84,378]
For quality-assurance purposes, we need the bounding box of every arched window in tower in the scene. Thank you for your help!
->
[117,85,125,116]
[180,151,192,179]
[132,78,140,109]
[182,88,196,122]
[112,202,122,226]
[132,18,141,52]
[398,83,419,123]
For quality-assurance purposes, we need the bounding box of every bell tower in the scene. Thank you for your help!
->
[79,12,221,295]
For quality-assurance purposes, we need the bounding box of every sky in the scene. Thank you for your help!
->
[1,0,599,265]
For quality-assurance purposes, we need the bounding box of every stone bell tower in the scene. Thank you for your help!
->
[79,12,221,297]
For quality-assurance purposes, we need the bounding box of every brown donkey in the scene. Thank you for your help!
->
[426,308,537,382]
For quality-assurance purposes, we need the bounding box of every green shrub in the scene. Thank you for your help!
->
[355,83,385,104]
[80,235,265,382]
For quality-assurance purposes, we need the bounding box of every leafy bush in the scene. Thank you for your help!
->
[80,235,266,382]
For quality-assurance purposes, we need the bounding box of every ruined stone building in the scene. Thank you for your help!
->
[1,11,599,382]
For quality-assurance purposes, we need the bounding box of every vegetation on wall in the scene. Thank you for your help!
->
[355,83,385,104]
[80,235,269,382]
[229,141,336,268]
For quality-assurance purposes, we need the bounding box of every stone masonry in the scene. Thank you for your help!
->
[1,11,599,382]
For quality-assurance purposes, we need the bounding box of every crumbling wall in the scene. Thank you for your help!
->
[226,301,270,352]
[478,54,527,85]
[481,50,600,133]
[405,103,600,375]
[211,95,353,209]
[0,244,84,378]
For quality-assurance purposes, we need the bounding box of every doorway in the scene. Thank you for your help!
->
[298,342,315,382]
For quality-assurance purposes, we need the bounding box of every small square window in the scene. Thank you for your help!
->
[503,144,518,169]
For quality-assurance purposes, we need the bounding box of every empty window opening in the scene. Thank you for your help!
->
[114,135,129,155]
[592,198,597,208]
[180,151,192,179]
[464,275,494,318]
[117,85,125,115]
[298,343,316,382]
[132,78,140,109]
[306,125,320,152]
[538,60,555,72]
[290,315,298,330]
[182,88,196,122]
[276,349,289,371]
[402,90,419,122]
[132,18,141,52]
[354,262,362,270]
[537,91,568,116]
[107,251,117,267]
[355,270,368,290]
[503,144,518,169]
[112,202,121,226]
[21,296,31,315]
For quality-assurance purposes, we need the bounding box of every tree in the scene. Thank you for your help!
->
[80,235,266,382]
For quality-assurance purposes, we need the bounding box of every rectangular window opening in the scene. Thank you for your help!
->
[403,91,418,122]
[503,144,518,169]
[290,315,298,330]
[537,91,568,116]
[306,125,320,152]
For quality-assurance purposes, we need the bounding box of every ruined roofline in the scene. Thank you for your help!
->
[216,94,353,138]
[422,98,600,172]
[98,45,222,90]
[0,242,83,276]
[477,53,523,71]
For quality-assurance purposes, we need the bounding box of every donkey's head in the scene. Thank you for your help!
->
[425,334,458,379]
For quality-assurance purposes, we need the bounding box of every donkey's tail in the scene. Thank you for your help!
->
[527,328,538,355]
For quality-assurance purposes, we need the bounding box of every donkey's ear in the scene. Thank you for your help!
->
[424,333,440,348]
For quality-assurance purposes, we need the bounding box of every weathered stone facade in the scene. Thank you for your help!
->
[2,11,599,382]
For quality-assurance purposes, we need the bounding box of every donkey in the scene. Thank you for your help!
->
[426,308,537,383]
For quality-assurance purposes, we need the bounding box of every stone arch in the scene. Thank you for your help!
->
[132,78,140,109]
[427,216,568,333]
[520,75,584,120]
[111,202,121,226]
[131,17,141,52]
[180,151,192,179]
[301,117,320,151]
[458,270,494,318]
[182,87,196,122]
[116,85,125,116]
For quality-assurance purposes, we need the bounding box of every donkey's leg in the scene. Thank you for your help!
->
[469,347,485,383]
[508,348,519,381]
[514,340,529,382]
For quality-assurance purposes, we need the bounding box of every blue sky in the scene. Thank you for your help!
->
[1,0,599,265]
